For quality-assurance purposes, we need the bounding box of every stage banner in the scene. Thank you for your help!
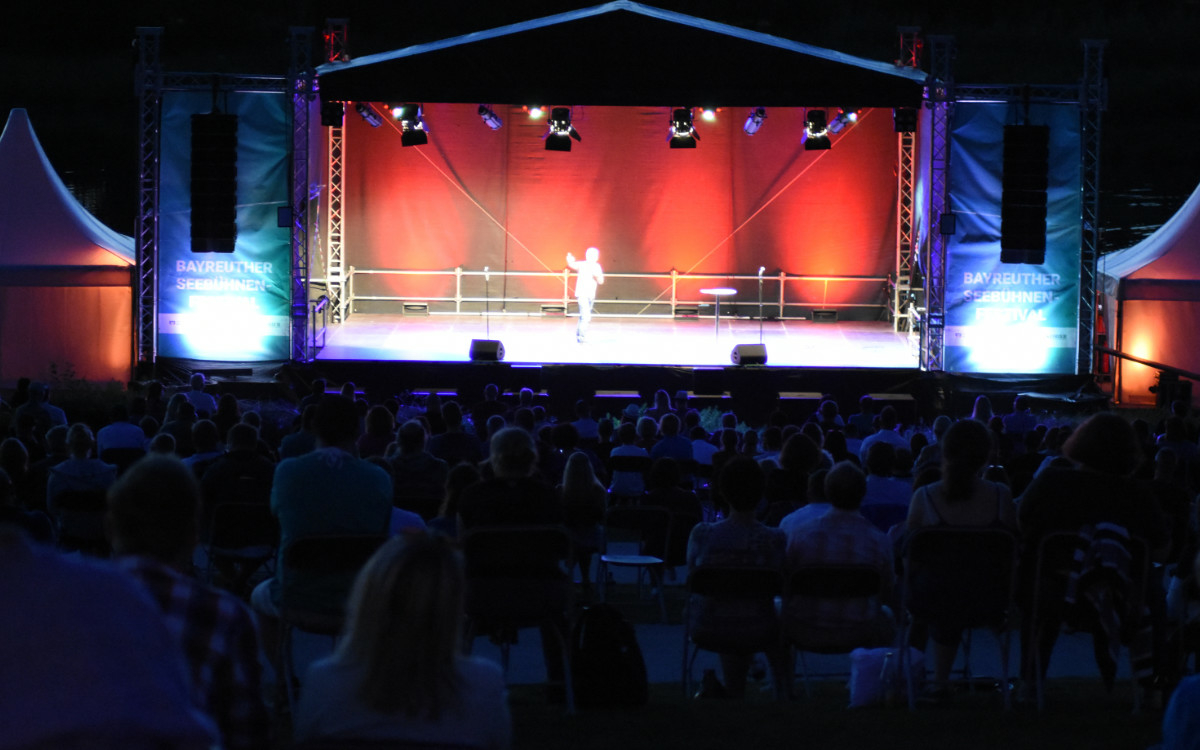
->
[943,101,1081,374]
[157,91,291,361]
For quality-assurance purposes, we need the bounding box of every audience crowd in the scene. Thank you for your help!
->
[2,373,1200,748]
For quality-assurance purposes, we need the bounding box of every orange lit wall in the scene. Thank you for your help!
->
[341,104,897,308]
[0,286,133,384]
[1117,299,1200,405]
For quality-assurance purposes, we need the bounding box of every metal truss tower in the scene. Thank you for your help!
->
[324,20,348,325]
[922,36,955,371]
[134,28,163,368]
[893,27,922,333]
[289,27,314,362]
[1078,40,1106,375]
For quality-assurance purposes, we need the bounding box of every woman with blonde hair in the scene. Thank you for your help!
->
[558,451,606,594]
[294,533,510,748]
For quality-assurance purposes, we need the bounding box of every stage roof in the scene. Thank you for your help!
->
[316,1,928,109]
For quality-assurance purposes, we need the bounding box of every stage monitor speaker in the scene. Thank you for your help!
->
[731,343,767,366]
[190,113,238,253]
[469,339,505,361]
[1000,125,1049,265]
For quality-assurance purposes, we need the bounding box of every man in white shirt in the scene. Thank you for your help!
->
[566,246,604,342]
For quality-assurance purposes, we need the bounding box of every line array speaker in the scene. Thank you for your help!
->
[191,113,238,253]
[1000,125,1049,264]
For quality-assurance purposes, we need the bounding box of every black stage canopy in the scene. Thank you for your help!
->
[316,1,927,109]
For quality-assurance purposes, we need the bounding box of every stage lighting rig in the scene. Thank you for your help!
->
[354,102,382,128]
[700,107,717,122]
[669,108,698,148]
[526,105,545,119]
[544,107,581,151]
[827,109,858,134]
[478,105,503,130]
[743,107,766,136]
[390,103,428,146]
[802,109,831,150]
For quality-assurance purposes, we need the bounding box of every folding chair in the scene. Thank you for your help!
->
[597,505,671,623]
[460,525,575,713]
[1029,529,1151,712]
[202,501,278,595]
[276,534,388,712]
[900,527,1019,710]
[681,566,785,698]
[784,563,891,696]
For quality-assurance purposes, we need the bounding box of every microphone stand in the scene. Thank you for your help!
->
[758,266,765,344]
[484,266,491,340]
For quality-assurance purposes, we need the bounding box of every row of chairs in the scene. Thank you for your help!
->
[685,527,1154,711]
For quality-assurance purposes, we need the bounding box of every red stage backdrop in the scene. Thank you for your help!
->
[341,103,898,315]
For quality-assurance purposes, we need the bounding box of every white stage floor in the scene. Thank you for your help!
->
[315,314,920,368]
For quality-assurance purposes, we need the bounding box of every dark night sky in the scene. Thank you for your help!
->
[5,0,1199,247]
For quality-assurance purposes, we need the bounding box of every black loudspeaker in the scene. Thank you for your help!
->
[469,339,505,361]
[731,343,768,366]
[893,107,918,133]
[191,113,238,253]
[1000,125,1049,264]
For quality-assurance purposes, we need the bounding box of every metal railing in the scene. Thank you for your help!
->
[335,266,890,321]
[308,295,329,360]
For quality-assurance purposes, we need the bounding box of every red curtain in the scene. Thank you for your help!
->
[342,103,897,308]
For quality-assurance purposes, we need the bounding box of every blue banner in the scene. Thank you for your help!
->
[158,92,291,361]
[943,102,1081,374]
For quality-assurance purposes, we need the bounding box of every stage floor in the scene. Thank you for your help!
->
[315,314,920,369]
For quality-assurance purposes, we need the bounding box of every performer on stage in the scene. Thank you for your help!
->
[566,246,604,342]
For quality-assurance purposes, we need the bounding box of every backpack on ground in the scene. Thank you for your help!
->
[570,603,648,708]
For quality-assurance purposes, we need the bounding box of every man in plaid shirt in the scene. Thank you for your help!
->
[108,454,270,750]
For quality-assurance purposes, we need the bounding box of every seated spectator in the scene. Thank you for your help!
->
[280,404,319,459]
[645,389,676,422]
[686,456,789,699]
[108,455,269,750]
[558,451,606,595]
[860,442,914,533]
[160,396,198,458]
[356,405,396,460]
[756,427,784,469]
[97,402,148,456]
[428,462,482,539]
[650,413,692,464]
[251,395,393,659]
[183,373,218,419]
[710,428,741,477]
[571,399,600,443]
[0,525,218,749]
[390,420,450,521]
[471,383,509,426]
[609,422,649,499]
[765,433,820,526]
[905,418,1016,688]
[1018,412,1169,688]
[813,399,845,433]
[213,393,241,441]
[913,415,953,477]
[427,402,483,469]
[1002,394,1037,440]
[858,405,908,463]
[848,394,877,437]
[46,424,117,513]
[182,419,223,477]
[690,425,718,466]
[293,533,510,748]
[149,432,177,455]
[785,461,895,649]
[970,395,994,423]
[14,381,67,439]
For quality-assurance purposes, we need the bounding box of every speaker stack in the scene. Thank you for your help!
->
[190,113,239,254]
[1000,125,1049,265]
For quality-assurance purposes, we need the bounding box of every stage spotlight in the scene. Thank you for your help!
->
[827,109,858,134]
[743,107,766,136]
[893,107,918,133]
[803,109,831,151]
[700,107,717,122]
[390,103,428,147]
[527,105,545,119]
[354,102,382,128]
[669,107,699,148]
[544,107,581,152]
[478,105,503,130]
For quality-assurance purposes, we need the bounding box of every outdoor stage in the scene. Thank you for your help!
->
[314,314,920,369]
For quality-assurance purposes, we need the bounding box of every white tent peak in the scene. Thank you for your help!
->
[1100,180,1200,287]
[0,108,134,267]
